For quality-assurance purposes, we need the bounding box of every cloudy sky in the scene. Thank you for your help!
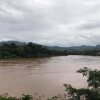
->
[0,0,100,46]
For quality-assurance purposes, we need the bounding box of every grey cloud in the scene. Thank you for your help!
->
[0,0,100,46]
[77,20,100,30]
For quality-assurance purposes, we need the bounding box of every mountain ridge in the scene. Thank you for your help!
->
[0,40,100,51]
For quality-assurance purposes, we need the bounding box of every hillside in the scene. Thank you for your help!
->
[0,41,100,57]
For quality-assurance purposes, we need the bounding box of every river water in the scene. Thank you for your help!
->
[0,55,100,98]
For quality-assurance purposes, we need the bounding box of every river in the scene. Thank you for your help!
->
[0,55,100,98]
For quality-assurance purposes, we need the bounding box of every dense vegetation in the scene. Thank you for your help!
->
[0,94,33,100]
[47,45,100,56]
[0,41,100,58]
[67,49,100,56]
[0,42,68,59]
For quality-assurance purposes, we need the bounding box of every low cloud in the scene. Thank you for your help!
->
[0,0,100,46]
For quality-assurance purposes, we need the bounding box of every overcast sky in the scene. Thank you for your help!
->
[0,0,100,46]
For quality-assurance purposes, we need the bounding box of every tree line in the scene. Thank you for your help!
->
[67,49,100,56]
[0,41,100,59]
[0,42,68,59]
[49,67,100,100]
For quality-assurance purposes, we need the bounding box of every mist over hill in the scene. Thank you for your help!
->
[46,45,100,51]
[1,40,100,51]
[0,41,26,46]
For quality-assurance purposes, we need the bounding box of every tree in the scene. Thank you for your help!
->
[64,67,100,100]
[21,94,33,100]
[77,67,100,89]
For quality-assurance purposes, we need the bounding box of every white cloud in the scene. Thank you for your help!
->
[0,0,100,46]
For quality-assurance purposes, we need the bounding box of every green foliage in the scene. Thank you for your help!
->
[0,42,68,59]
[47,96,59,100]
[64,67,100,100]
[0,94,33,100]
[0,95,17,100]
[77,67,100,89]
[21,94,33,100]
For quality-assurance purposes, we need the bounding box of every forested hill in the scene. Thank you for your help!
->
[46,45,100,51]
[47,45,100,56]
[1,41,100,51]
[0,41,100,58]
[0,41,68,59]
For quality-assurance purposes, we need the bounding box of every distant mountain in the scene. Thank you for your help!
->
[1,41,100,52]
[0,41,26,46]
[68,45,95,51]
[46,45,100,52]
[45,46,68,51]
[0,41,68,59]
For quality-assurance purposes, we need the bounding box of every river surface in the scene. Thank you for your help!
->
[0,55,100,98]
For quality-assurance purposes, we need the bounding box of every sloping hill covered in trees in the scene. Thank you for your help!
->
[0,41,68,59]
[0,41,100,58]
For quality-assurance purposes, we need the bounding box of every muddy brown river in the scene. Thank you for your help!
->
[0,55,100,98]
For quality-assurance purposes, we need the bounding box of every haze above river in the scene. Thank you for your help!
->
[0,55,100,98]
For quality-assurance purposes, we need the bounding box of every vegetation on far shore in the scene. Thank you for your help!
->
[0,42,68,59]
[0,41,100,59]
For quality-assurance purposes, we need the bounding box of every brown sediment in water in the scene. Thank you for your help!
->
[0,55,100,98]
